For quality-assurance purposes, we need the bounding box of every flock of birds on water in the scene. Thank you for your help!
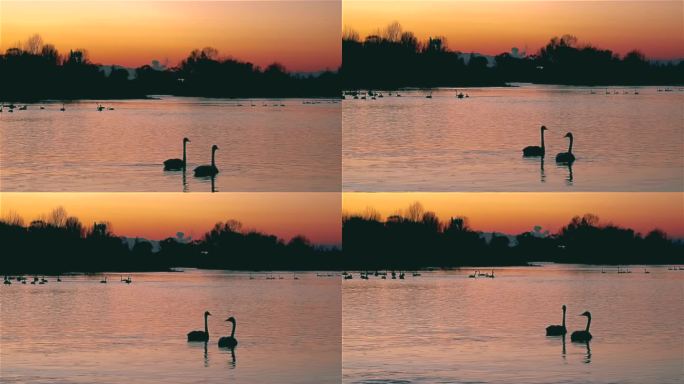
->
[7,265,677,286]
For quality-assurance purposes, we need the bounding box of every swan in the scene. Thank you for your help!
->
[555,132,576,163]
[570,311,593,342]
[164,138,190,170]
[218,316,238,348]
[188,311,211,341]
[546,305,567,335]
[523,125,548,157]
[194,145,219,177]
[60,104,66,112]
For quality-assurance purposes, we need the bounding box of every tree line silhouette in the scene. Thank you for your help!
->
[342,202,682,269]
[0,207,339,274]
[342,23,684,89]
[0,34,339,101]
[1,204,680,274]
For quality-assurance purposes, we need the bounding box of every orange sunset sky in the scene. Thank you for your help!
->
[343,193,684,238]
[2,1,682,71]
[0,193,342,244]
[0,1,342,71]
[1,193,682,242]
[344,1,684,59]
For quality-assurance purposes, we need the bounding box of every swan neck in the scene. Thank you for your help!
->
[568,136,573,154]
[562,309,566,327]
[231,320,236,338]
[585,315,591,332]
[541,129,545,149]
[182,141,187,165]
[204,314,209,336]
[211,149,216,167]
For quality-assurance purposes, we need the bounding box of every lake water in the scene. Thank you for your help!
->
[343,85,684,191]
[0,97,341,192]
[0,270,341,384]
[343,265,684,384]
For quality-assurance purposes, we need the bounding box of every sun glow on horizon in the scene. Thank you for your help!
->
[1,1,341,71]
[0,193,342,245]
[342,193,684,238]
[343,1,684,60]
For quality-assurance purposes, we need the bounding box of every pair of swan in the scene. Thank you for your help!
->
[164,138,220,177]
[187,311,238,348]
[546,305,593,342]
[522,126,576,163]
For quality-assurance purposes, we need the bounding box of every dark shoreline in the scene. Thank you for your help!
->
[6,261,684,276]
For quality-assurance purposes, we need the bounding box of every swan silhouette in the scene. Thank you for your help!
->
[194,145,219,177]
[555,133,576,163]
[570,311,593,342]
[523,125,548,157]
[218,316,238,348]
[188,311,211,342]
[164,137,190,170]
[546,305,567,335]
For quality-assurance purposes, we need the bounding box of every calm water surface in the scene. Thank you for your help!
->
[343,85,684,191]
[1,270,341,383]
[343,265,683,384]
[0,97,341,191]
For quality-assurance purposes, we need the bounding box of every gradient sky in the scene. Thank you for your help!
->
[0,193,342,244]
[1,1,341,71]
[2,193,681,242]
[343,193,684,237]
[344,1,684,59]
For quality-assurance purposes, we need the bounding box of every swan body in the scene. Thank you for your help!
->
[164,138,190,170]
[571,311,593,342]
[218,316,238,348]
[188,311,211,342]
[546,305,567,336]
[555,132,576,163]
[523,126,548,157]
[194,145,219,177]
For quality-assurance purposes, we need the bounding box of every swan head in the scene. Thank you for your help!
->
[212,145,219,151]
[204,311,212,317]
[564,132,573,139]
[562,304,567,311]
[183,137,191,143]
[226,316,236,323]
[541,125,548,131]
[579,311,591,318]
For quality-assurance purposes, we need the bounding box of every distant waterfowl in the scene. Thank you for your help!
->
[60,104,66,112]
[546,305,567,336]
[188,311,212,342]
[100,276,107,284]
[194,145,219,177]
[523,125,548,157]
[570,311,593,342]
[468,270,477,278]
[164,137,191,171]
[555,132,576,163]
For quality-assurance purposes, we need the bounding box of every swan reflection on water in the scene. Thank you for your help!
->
[558,335,591,363]
[564,162,574,185]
